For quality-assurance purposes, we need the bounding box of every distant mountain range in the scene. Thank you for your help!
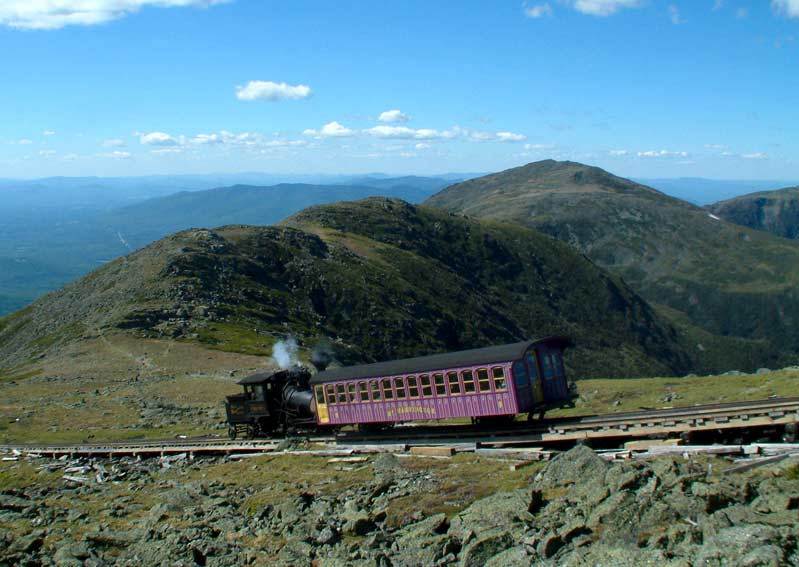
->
[638,177,799,206]
[707,186,799,240]
[426,160,799,372]
[0,176,458,316]
[0,198,692,379]
[5,164,799,376]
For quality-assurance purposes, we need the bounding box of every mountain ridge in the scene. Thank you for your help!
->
[426,160,799,371]
[707,185,799,239]
[0,198,693,379]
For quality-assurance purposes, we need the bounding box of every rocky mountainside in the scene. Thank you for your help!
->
[707,186,799,239]
[2,446,797,565]
[0,198,693,379]
[426,160,799,372]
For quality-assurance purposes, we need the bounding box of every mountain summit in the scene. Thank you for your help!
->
[427,160,799,371]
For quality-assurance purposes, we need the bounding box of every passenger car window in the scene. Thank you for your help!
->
[462,370,475,393]
[394,377,406,399]
[447,371,461,395]
[370,381,382,401]
[358,382,369,402]
[542,352,554,379]
[493,366,508,391]
[407,376,419,398]
[382,379,394,400]
[527,353,539,378]
[315,386,325,404]
[420,374,432,397]
[336,384,347,403]
[325,384,336,405]
[478,368,491,392]
[347,383,357,403]
[434,373,446,395]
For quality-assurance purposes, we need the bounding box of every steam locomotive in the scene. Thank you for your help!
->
[224,337,575,439]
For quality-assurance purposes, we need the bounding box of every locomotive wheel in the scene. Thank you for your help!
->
[245,424,257,439]
[228,426,238,440]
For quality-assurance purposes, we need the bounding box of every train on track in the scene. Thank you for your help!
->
[224,337,576,439]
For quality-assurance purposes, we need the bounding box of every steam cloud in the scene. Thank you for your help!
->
[311,340,335,371]
[271,337,299,370]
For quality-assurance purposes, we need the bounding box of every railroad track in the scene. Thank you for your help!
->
[336,396,799,447]
[2,397,797,458]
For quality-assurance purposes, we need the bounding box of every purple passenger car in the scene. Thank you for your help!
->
[309,337,573,427]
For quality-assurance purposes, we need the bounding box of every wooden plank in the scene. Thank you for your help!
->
[725,453,798,474]
[643,445,743,457]
[410,446,455,457]
[624,438,683,451]
[327,457,369,464]
[509,460,538,472]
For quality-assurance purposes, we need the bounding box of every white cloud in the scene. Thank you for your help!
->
[524,3,553,18]
[42,130,56,136]
[191,133,226,145]
[17,138,33,145]
[151,148,182,155]
[364,125,461,140]
[668,4,683,24]
[773,0,799,18]
[62,153,79,162]
[496,131,527,142]
[139,131,179,146]
[569,0,639,16]
[39,149,56,157]
[637,149,689,158]
[364,125,524,143]
[99,151,132,159]
[263,139,308,147]
[742,152,768,160]
[736,7,748,18]
[704,143,728,150]
[524,143,556,150]
[378,109,410,123]
[609,149,628,156]
[0,0,229,30]
[468,131,495,141]
[415,143,431,150]
[713,0,724,10]
[236,81,311,102]
[102,138,127,148]
[303,121,355,138]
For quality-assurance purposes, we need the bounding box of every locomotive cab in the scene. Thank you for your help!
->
[225,367,317,439]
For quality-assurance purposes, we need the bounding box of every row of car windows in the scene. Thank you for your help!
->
[315,367,508,406]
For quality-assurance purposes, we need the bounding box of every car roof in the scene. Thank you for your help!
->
[309,336,570,385]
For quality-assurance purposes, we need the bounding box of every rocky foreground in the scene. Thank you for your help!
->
[1,446,798,566]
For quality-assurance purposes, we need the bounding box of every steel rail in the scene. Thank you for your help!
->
[2,397,797,457]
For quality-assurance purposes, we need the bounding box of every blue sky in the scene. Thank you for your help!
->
[0,0,797,179]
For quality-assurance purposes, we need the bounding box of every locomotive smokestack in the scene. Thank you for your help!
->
[311,340,334,372]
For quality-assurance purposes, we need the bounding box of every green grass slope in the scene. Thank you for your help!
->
[707,186,799,240]
[426,160,799,372]
[0,198,692,379]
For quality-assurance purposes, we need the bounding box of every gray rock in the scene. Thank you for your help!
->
[316,526,339,546]
[459,529,513,567]
[448,490,531,541]
[693,525,784,566]
[483,545,530,567]
[391,514,453,567]
[535,445,608,490]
